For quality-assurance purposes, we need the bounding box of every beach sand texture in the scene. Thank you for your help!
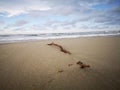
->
[0,37,120,90]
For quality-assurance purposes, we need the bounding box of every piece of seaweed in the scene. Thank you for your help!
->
[76,61,90,69]
[47,42,71,55]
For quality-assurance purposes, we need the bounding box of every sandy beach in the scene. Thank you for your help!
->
[0,36,120,90]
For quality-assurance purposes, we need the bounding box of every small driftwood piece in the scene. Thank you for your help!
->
[76,61,90,69]
[47,42,71,55]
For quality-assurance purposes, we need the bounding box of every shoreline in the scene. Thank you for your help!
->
[0,34,119,44]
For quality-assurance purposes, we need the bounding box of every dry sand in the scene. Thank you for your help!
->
[0,36,120,90]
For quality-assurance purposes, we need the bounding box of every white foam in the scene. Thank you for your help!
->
[0,32,119,44]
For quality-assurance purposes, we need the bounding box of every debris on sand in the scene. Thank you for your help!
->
[68,64,73,67]
[58,69,64,73]
[47,42,71,55]
[76,61,90,69]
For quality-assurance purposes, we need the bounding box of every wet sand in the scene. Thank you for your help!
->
[0,36,120,90]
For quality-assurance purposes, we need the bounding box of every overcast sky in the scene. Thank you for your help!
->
[0,0,120,34]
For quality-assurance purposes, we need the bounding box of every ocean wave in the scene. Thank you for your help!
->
[0,31,120,43]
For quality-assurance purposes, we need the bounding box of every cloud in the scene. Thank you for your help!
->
[14,20,28,27]
[0,0,120,34]
[0,0,110,17]
[30,24,48,30]
[3,20,28,31]
[0,0,51,17]
[28,10,52,18]
[0,20,5,24]
[94,5,120,25]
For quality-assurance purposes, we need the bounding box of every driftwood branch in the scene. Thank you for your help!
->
[47,42,71,55]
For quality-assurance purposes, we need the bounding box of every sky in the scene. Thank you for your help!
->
[0,0,120,34]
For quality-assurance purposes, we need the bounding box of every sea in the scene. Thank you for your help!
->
[0,30,120,43]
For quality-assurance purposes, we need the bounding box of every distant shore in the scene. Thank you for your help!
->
[0,36,120,90]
